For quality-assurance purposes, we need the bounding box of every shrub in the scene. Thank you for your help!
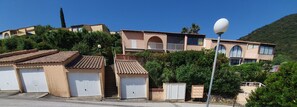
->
[145,61,163,87]
[72,42,91,55]
[228,63,269,83]
[36,42,52,50]
[246,62,297,107]
[17,38,36,50]
[2,37,18,51]
[212,70,241,97]
[140,50,241,98]
[161,67,175,83]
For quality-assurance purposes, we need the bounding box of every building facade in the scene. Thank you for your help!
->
[0,26,36,39]
[204,38,275,65]
[120,30,275,65]
[120,30,205,54]
[68,24,110,34]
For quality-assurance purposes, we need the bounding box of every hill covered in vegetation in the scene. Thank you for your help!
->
[239,13,297,61]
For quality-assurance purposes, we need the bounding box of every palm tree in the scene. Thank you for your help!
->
[181,27,188,34]
[181,23,200,34]
[189,23,200,34]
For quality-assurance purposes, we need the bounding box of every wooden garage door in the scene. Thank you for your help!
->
[68,72,101,96]
[20,68,49,92]
[0,66,19,90]
[121,77,146,99]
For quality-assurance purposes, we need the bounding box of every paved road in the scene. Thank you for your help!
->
[0,98,231,107]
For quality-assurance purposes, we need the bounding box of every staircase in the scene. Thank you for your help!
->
[104,65,118,98]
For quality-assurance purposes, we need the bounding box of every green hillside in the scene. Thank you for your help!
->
[239,13,297,60]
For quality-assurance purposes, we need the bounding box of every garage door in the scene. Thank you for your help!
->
[121,77,146,99]
[68,72,101,96]
[0,66,19,90]
[20,68,49,92]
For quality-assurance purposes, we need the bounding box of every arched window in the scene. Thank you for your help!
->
[4,33,9,38]
[214,45,226,54]
[229,45,242,57]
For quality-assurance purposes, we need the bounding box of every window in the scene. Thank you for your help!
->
[244,59,257,63]
[230,45,242,57]
[259,46,273,55]
[198,38,204,45]
[167,35,184,44]
[187,35,203,46]
[230,58,242,65]
[187,36,198,45]
[214,45,226,54]
[78,28,83,32]
[248,44,258,49]
[4,33,9,38]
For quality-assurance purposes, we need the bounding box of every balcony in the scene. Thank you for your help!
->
[167,43,184,51]
[148,42,163,50]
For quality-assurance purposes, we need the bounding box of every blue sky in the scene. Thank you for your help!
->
[0,0,296,39]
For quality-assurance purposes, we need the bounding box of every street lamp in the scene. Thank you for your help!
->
[206,18,229,107]
[97,44,102,49]
[97,44,102,55]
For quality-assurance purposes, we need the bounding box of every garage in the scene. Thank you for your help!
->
[19,68,49,92]
[0,66,19,91]
[66,56,105,97]
[115,59,149,99]
[68,72,101,96]
[121,77,146,99]
[0,49,56,91]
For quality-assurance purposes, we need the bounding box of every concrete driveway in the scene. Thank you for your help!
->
[0,90,19,97]
[0,98,232,107]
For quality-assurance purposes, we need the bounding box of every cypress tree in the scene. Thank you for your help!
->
[60,8,66,28]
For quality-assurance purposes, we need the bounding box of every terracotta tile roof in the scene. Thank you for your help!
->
[0,49,37,58]
[115,60,148,75]
[18,51,79,65]
[0,49,58,63]
[66,56,104,69]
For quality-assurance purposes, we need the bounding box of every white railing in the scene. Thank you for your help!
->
[148,42,163,50]
[241,82,265,87]
[167,43,184,51]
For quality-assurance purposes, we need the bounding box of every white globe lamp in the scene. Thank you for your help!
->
[214,18,229,35]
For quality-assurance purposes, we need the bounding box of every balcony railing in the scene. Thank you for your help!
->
[167,43,184,51]
[148,42,163,50]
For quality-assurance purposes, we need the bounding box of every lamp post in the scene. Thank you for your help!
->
[206,18,229,107]
[97,44,102,55]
